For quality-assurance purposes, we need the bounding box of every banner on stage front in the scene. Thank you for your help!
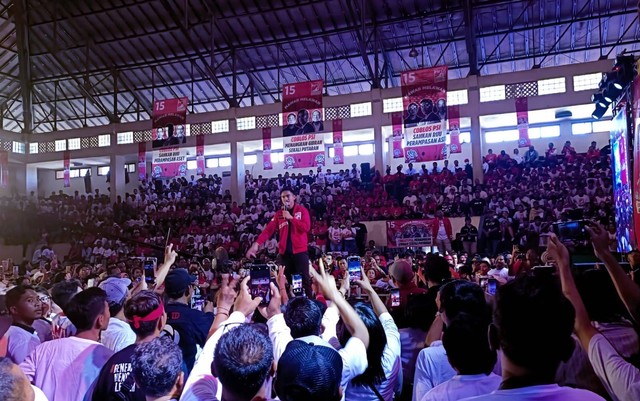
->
[282,132,327,169]
[152,97,188,148]
[282,80,324,137]
[401,66,448,162]
[386,219,433,248]
[151,147,188,179]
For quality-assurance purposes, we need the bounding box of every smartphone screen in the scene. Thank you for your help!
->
[191,298,205,311]
[347,257,362,283]
[291,274,303,296]
[479,276,488,290]
[250,264,271,305]
[390,288,400,307]
[487,278,497,296]
[144,259,156,283]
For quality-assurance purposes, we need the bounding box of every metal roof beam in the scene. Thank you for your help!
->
[463,0,479,75]
[13,0,33,134]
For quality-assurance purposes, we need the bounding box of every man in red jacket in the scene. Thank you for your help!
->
[431,209,453,256]
[246,188,312,297]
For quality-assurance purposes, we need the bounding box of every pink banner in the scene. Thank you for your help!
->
[138,142,146,181]
[515,97,530,148]
[282,80,324,136]
[282,133,327,169]
[262,127,272,170]
[333,119,343,164]
[448,105,461,154]
[0,151,8,188]
[196,135,205,175]
[151,148,187,179]
[391,112,404,158]
[63,151,70,188]
[152,97,188,148]
[386,219,433,248]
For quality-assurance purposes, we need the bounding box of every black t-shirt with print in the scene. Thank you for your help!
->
[92,344,144,401]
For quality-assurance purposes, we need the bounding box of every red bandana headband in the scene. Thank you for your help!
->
[129,303,165,329]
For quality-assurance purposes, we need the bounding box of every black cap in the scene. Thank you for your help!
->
[164,268,197,294]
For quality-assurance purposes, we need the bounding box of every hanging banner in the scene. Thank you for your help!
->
[283,132,328,169]
[386,219,433,248]
[282,80,324,137]
[138,142,146,181]
[333,119,344,164]
[0,151,8,188]
[196,135,205,175]
[151,147,188,179]
[633,76,640,247]
[401,66,448,163]
[448,104,462,154]
[515,97,530,148]
[391,112,404,159]
[152,97,188,148]
[262,127,272,170]
[63,151,70,188]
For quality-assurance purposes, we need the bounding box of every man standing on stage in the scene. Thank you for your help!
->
[246,187,312,297]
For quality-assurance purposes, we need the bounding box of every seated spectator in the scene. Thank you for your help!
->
[20,287,114,401]
[545,142,557,159]
[0,357,48,401]
[586,141,600,161]
[524,145,538,165]
[131,337,184,401]
[5,286,42,364]
[421,313,500,401]
[511,148,523,164]
[98,276,136,352]
[485,149,497,167]
[562,140,577,163]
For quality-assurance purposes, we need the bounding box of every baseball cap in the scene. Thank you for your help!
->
[275,340,343,401]
[99,277,131,304]
[165,268,197,294]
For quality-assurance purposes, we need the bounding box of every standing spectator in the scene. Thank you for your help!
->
[388,260,427,320]
[464,159,473,181]
[131,337,184,401]
[328,220,344,253]
[0,358,49,401]
[405,163,419,176]
[5,286,42,364]
[432,210,453,256]
[20,288,114,401]
[342,220,358,255]
[353,216,368,256]
[459,217,479,256]
[164,268,214,374]
[482,212,501,257]
[98,276,136,352]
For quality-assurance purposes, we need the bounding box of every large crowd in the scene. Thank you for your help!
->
[0,138,638,401]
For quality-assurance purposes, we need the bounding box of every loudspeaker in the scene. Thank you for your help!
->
[360,162,371,182]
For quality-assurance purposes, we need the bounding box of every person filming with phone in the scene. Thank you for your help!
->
[246,187,312,297]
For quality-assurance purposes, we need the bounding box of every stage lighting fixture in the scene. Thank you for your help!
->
[592,104,607,120]
[591,93,608,108]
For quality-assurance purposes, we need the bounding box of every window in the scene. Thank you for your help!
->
[573,73,602,91]
[460,132,471,143]
[67,138,81,150]
[206,158,219,168]
[78,168,91,177]
[350,102,372,117]
[485,129,518,143]
[447,89,469,105]
[244,154,257,165]
[480,85,506,102]
[117,132,133,144]
[592,120,611,133]
[187,160,197,170]
[57,168,91,179]
[537,78,566,95]
[55,171,64,179]
[97,166,110,176]
[29,143,38,154]
[125,163,136,173]
[98,134,111,147]
[219,157,231,167]
[358,144,374,155]
[572,122,592,135]
[12,141,25,154]
[528,125,560,139]
[55,140,66,151]
[383,97,403,113]
[236,117,255,131]
[344,145,358,157]
[270,152,284,163]
[211,120,229,133]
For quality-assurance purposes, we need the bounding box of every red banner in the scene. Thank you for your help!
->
[633,76,640,247]
[152,97,188,148]
[401,66,448,162]
[391,112,404,158]
[386,219,434,248]
[262,127,272,170]
[515,97,530,148]
[196,135,205,175]
[63,151,70,188]
[448,104,461,154]
[0,151,8,188]
[138,142,146,181]
[333,119,343,164]
[282,80,324,137]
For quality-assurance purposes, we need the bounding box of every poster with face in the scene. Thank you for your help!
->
[282,80,324,137]
[151,148,188,179]
[515,97,530,148]
[401,66,448,163]
[152,97,188,148]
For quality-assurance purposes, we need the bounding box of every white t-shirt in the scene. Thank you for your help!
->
[6,325,41,364]
[100,318,136,352]
[588,333,640,401]
[422,373,502,401]
[437,221,449,240]
[33,385,49,401]
[20,336,114,401]
[345,313,402,401]
[413,342,457,401]
[459,384,605,401]
[399,328,426,386]
[487,268,509,280]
